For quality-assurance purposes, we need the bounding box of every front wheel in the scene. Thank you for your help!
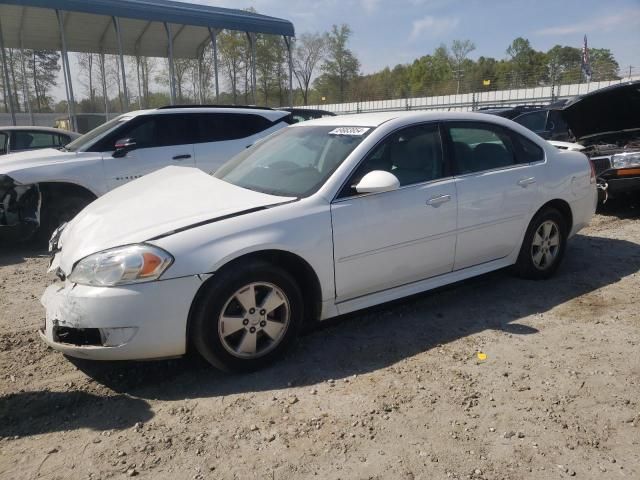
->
[191,261,303,372]
[514,207,567,280]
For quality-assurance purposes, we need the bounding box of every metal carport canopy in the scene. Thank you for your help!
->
[0,0,295,58]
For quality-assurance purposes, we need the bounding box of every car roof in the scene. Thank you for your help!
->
[0,126,79,136]
[289,110,525,128]
[123,106,290,122]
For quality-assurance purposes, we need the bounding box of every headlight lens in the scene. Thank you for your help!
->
[68,244,173,287]
[612,152,640,169]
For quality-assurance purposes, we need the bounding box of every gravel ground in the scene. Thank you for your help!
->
[1,199,639,480]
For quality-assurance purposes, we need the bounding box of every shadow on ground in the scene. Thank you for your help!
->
[66,232,640,402]
[597,192,640,219]
[0,391,153,437]
[0,241,47,267]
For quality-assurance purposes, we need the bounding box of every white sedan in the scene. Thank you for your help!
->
[41,111,597,371]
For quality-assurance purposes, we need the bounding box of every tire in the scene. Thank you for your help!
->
[514,207,568,280]
[191,260,304,372]
[36,195,91,244]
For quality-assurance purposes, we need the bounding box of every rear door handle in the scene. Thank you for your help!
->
[517,177,536,187]
[426,194,452,206]
[172,154,192,160]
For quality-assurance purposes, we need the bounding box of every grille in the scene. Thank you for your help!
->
[591,157,611,175]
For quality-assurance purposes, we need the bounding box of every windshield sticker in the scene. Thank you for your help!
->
[328,127,370,136]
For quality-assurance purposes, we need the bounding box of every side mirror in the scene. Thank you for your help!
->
[112,138,137,158]
[354,170,400,194]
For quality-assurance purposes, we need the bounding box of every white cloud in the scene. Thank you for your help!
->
[360,0,381,14]
[536,9,640,36]
[410,15,459,40]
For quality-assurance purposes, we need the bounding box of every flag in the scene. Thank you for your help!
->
[581,35,592,82]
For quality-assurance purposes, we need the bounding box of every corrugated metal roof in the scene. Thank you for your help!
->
[0,0,294,58]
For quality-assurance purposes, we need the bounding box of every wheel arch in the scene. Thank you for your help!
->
[185,248,323,352]
[533,198,573,233]
[37,182,98,204]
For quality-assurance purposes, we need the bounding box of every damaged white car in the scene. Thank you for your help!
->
[41,111,596,372]
[0,106,291,243]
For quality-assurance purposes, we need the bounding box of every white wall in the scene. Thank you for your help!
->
[303,77,640,114]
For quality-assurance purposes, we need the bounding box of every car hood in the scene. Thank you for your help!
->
[0,148,77,174]
[561,80,640,141]
[57,166,293,273]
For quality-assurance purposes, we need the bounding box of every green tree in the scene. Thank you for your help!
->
[449,39,476,94]
[293,32,327,105]
[318,24,360,102]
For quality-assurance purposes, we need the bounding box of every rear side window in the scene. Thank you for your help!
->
[512,133,544,163]
[195,113,273,143]
[448,123,518,174]
[514,111,547,132]
[12,131,60,150]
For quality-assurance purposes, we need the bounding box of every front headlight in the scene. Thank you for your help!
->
[68,244,173,287]
[612,152,640,169]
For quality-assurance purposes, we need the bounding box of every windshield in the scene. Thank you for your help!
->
[214,125,372,197]
[64,115,130,152]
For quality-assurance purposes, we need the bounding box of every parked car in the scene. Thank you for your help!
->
[41,111,596,371]
[0,106,291,242]
[546,80,640,200]
[477,105,543,120]
[0,126,79,156]
[512,108,571,141]
[282,107,337,123]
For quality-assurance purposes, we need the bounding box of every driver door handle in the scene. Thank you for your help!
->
[426,194,452,206]
[172,154,192,160]
[517,177,536,187]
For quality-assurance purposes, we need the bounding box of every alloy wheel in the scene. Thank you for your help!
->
[531,220,561,270]
[218,282,291,359]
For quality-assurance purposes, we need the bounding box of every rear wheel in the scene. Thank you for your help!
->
[514,207,567,279]
[191,260,303,372]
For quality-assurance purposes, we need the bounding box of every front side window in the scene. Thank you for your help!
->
[340,123,444,197]
[215,125,371,197]
[67,115,130,152]
[448,123,518,174]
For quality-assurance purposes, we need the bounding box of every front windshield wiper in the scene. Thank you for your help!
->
[58,145,69,152]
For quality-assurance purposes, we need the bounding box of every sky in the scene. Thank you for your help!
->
[55,0,640,102]
[195,0,640,74]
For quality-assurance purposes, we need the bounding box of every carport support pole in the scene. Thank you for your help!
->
[164,22,176,105]
[136,56,143,109]
[208,27,219,103]
[113,17,129,111]
[99,52,109,118]
[284,36,293,107]
[19,43,34,125]
[56,10,77,132]
[0,21,17,126]
[246,32,257,105]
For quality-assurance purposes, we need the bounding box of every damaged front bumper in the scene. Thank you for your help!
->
[39,273,204,361]
[0,175,40,242]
